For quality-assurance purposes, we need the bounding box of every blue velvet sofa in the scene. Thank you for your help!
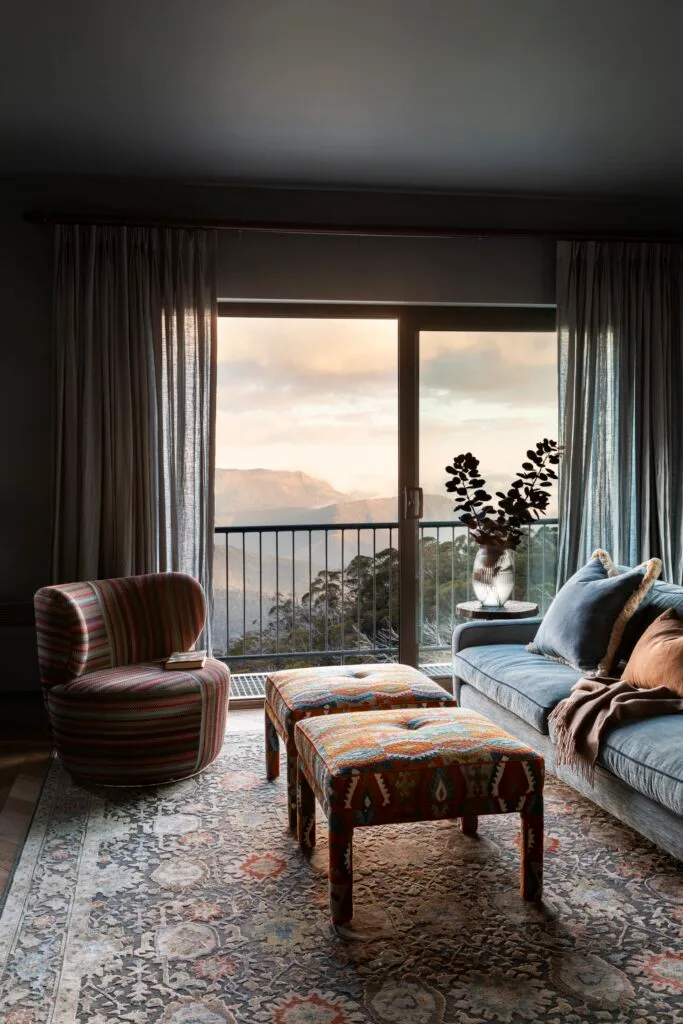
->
[452,577,683,861]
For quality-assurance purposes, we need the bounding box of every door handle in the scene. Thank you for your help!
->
[403,486,424,520]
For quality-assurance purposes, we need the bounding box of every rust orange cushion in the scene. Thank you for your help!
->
[622,608,683,696]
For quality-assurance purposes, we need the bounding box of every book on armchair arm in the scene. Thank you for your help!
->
[164,650,207,670]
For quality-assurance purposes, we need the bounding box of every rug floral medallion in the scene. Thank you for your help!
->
[0,731,681,1024]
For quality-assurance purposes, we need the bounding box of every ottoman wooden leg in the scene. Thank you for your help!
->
[329,813,353,925]
[285,747,298,831]
[520,794,544,901]
[297,761,316,850]
[461,813,478,835]
[265,712,280,781]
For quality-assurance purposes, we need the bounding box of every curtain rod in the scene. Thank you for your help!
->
[21,210,683,242]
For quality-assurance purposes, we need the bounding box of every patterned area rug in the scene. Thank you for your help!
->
[1,729,681,1024]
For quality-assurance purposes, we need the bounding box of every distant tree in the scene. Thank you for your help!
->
[221,524,557,672]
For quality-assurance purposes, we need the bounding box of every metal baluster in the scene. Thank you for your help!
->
[392,527,397,658]
[341,529,345,662]
[259,531,263,656]
[275,532,280,657]
[324,529,329,655]
[225,535,230,656]
[451,525,456,622]
[242,532,247,655]
[372,528,377,655]
[357,528,361,653]
[388,527,393,654]
[292,530,296,654]
[435,526,440,648]
[466,533,473,601]
[308,529,313,656]
[418,524,424,655]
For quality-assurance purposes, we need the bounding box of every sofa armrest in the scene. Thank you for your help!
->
[452,617,543,654]
[452,618,543,703]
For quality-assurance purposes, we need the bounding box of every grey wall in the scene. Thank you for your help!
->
[0,188,53,694]
[4,175,683,692]
[218,232,555,305]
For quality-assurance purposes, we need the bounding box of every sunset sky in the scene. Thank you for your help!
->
[216,318,558,505]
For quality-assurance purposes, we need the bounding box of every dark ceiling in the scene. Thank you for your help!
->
[2,0,683,197]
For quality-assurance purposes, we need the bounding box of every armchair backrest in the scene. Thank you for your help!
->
[34,572,206,688]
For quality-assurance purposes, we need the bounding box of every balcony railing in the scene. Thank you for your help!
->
[212,519,558,675]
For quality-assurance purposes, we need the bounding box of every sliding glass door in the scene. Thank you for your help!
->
[398,308,557,668]
[215,304,556,674]
[214,309,400,673]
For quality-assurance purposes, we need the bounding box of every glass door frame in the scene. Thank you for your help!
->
[397,305,556,666]
[218,301,556,668]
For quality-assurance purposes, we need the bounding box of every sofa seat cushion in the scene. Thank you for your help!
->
[597,715,683,816]
[453,644,582,734]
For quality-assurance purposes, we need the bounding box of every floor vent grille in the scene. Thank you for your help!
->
[231,673,268,700]
[419,663,452,680]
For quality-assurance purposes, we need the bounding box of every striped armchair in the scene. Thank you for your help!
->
[34,572,230,785]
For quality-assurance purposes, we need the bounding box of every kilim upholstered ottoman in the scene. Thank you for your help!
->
[294,706,545,925]
[265,664,456,829]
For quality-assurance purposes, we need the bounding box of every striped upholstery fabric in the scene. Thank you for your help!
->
[34,573,229,785]
[47,661,230,784]
[34,573,206,687]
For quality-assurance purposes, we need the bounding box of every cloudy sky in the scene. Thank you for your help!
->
[216,318,558,504]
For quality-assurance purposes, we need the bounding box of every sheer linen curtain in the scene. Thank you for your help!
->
[52,225,218,644]
[557,240,683,585]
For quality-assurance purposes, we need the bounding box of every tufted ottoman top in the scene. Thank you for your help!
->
[266,663,455,732]
[295,706,544,817]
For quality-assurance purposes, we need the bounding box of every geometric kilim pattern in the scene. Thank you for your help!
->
[264,664,457,829]
[294,706,545,923]
[266,663,457,733]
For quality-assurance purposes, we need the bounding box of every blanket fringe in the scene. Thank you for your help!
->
[549,698,597,786]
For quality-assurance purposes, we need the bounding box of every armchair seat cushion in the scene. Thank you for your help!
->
[453,644,582,734]
[46,659,230,784]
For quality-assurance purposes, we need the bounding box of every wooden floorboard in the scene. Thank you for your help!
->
[0,741,52,904]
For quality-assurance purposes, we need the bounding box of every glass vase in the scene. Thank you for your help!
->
[472,545,515,607]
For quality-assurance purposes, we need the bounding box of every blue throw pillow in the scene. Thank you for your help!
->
[528,550,662,677]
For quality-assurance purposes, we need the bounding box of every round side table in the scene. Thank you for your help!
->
[456,600,539,621]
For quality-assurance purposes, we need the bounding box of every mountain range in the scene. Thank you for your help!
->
[214,468,455,526]
[212,468,457,650]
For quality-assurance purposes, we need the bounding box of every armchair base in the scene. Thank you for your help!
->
[47,659,230,786]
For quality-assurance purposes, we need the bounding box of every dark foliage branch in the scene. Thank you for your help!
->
[445,438,562,549]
